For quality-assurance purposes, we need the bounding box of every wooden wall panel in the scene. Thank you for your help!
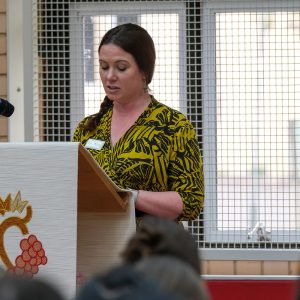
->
[0,0,7,142]
[207,261,235,275]
[203,260,300,276]
[263,261,289,275]
[0,116,7,134]
[0,54,6,73]
[0,75,7,95]
[289,262,300,275]
[0,118,8,141]
[0,0,5,13]
[0,34,6,54]
[235,261,262,275]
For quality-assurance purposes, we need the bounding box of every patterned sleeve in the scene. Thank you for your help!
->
[168,122,205,221]
[72,126,80,142]
[72,118,87,142]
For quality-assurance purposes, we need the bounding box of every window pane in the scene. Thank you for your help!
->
[215,11,300,238]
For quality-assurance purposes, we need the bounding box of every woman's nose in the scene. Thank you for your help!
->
[107,69,117,80]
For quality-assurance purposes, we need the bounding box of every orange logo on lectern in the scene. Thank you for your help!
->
[0,191,48,278]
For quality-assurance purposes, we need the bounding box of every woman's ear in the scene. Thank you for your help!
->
[140,70,147,83]
[141,72,148,92]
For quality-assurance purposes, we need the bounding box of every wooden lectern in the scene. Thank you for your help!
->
[0,142,136,299]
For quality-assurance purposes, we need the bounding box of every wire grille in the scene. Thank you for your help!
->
[33,0,300,256]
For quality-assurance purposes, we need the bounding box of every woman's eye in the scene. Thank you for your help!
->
[100,66,109,70]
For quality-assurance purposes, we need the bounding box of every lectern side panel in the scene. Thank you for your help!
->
[78,145,128,212]
[77,200,136,281]
[0,143,78,300]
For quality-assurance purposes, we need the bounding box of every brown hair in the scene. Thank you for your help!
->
[83,23,156,132]
[121,216,201,274]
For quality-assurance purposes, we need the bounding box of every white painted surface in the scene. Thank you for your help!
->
[0,142,78,299]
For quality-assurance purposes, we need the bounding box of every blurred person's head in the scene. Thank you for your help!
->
[0,275,64,300]
[76,264,182,300]
[121,216,201,273]
[135,255,210,300]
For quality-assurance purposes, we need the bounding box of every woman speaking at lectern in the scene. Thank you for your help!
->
[73,23,204,225]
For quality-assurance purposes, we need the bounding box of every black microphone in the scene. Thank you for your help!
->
[0,98,15,117]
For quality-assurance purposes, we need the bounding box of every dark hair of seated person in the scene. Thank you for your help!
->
[135,255,210,300]
[0,275,65,300]
[121,215,201,274]
[75,264,183,300]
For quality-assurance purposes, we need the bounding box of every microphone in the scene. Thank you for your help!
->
[0,98,15,117]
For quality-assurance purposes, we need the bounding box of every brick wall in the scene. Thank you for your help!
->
[0,0,7,142]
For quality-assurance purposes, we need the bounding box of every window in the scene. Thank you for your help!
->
[32,1,194,141]
[32,0,300,259]
[200,0,300,258]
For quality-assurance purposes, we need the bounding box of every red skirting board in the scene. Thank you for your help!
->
[205,277,298,300]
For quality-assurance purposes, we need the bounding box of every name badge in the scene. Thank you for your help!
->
[85,139,105,151]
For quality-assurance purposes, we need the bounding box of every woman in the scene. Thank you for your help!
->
[73,23,204,223]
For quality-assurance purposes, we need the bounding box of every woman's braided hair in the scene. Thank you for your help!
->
[82,96,113,132]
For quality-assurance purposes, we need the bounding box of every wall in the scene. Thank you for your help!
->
[202,260,300,276]
[0,0,7,141]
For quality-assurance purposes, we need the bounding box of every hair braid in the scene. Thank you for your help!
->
[80,96,113,132]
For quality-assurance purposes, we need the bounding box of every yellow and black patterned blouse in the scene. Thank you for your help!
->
[72,97,204,221]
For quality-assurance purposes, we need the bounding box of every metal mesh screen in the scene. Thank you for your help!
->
[33,0,300,258]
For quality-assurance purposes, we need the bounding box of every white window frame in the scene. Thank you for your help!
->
[7,0,33,142]
[201,0,300,260]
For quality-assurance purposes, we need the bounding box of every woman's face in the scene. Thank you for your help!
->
[98,44,146,104]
